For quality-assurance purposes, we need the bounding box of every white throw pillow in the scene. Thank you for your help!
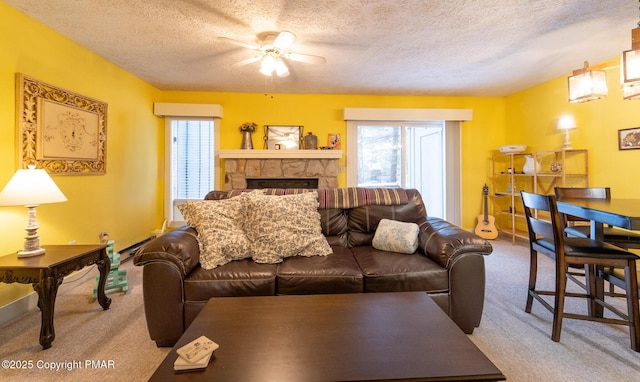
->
[372,218,420,254]
[242,191,333,264]
[178,197,251,269]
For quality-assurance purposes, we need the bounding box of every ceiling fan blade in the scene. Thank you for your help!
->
[231,56,262,67]
[274,31,296,50]
[286,52,327,65]
[217,36,259,51]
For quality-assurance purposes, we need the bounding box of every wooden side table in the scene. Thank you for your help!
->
[0,244,111,349]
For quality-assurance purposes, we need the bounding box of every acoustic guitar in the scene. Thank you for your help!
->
[475,184,498,240]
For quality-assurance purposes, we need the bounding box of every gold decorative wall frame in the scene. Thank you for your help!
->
[16,74,107,175]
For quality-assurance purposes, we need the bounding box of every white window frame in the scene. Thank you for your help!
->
[154,103,223,227]
[344,108,470,226]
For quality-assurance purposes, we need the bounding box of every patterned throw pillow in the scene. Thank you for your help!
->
[372,218,420,254]
[178,197,251,269]
[242,191,333,263]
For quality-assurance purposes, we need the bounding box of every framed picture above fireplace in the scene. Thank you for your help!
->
[264,125,303,150]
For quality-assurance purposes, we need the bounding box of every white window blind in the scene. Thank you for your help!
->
[155,103,222,227]
[171,119,214,199]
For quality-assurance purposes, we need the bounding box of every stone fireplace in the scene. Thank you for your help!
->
[220,150,342,191]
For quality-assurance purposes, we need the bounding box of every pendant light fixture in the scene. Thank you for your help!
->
[621,1,640,100]
[567,61,608,103]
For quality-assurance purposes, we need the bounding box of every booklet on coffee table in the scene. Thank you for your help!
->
[174,349,214,372]
[173,335,219,372]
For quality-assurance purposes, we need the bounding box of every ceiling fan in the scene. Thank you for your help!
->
[218,31,326,77]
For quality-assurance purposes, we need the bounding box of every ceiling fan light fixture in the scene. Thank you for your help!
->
[567,61,607,103]
[260,55,276,76]
[221,30,325,78]
[275,58,289,77]
[273,31,296,50]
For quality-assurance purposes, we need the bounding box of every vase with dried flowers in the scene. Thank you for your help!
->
[239,122,257,149]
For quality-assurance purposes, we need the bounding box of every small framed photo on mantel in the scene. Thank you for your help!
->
[618,127,640,150]
[264,125,303,150]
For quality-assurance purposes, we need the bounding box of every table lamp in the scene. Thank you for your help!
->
[557,115,576,150]
[0,165,67,257]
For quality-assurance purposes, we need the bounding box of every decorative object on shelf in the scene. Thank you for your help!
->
[522,155,540,174]
[0,165,68,257]
[567,61,607,103]
[498,145,526,153]
[328,133,341,149]
[264,125,303,149]
[550,161,563,173]
[557,114,576,149]
[17,74,107,175]
[239,122,257,149]
[303,132,318,150]
[618,127,640,150]
[621,1,640,100]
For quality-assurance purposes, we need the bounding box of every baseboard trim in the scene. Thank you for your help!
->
[0,291,38,325]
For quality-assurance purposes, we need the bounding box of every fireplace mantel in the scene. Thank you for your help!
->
[219,150,342,159]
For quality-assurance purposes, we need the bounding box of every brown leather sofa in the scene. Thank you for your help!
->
[134,188,493,347]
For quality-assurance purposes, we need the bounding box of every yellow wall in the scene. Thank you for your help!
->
[0,2,162,305]
[159,91,507,227]
[506,58,640,197]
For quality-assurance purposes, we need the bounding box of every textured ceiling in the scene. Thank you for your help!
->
[4,0,638,96]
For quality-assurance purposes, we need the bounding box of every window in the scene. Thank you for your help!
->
[349,122,446,218]
[154,103,223,227]
[344,108,469,225]
[356,124,403,187]
[164,117,219,226]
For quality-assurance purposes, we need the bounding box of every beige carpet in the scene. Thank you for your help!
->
[0,259,169,381]
[469,236,640,381]
[0,237,639,381]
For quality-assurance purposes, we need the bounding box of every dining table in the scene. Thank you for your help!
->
[556,197,640,241]
[556,197,640,318]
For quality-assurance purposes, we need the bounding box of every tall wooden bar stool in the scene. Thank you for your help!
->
[520,191,640,352]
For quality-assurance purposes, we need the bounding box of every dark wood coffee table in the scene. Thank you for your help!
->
[150,292,504,381]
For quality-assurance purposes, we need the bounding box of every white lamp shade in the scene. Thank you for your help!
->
[557,115,576,131]
[260,55,276,76]
[273,31,295,50]
[274,58,289,77]
[0,167,67,206]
